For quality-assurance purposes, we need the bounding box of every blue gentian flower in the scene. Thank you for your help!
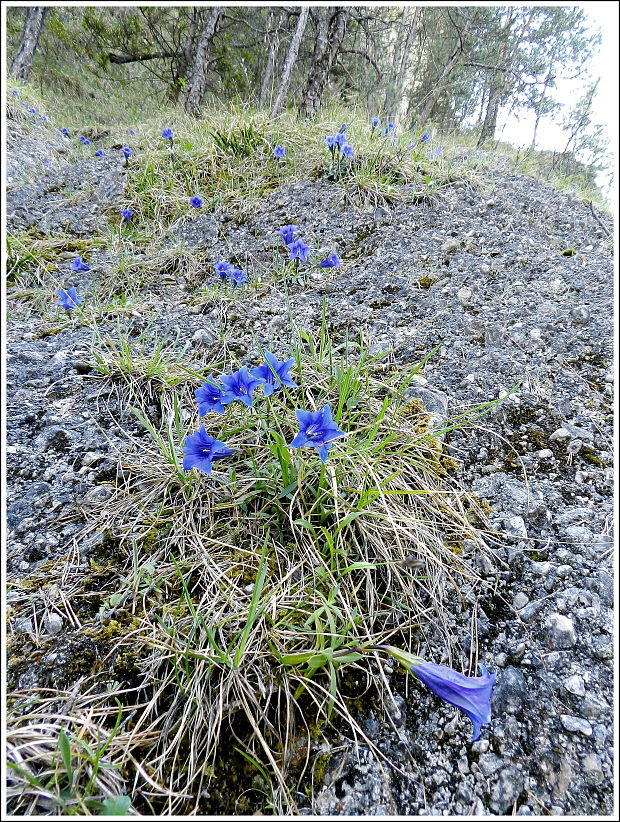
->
[214,261,233,280]
[228,268,248,287]
[338,124,347,134]
[278,224,298,246]
[79,136,91,145]
[95,149,105,157]
[41,115,48,122]
[371,117,380,130]
[431,145,444,158]
[220,367,265,408]
[190,195,203,208]
[288,238,311,263]
[162,128,173,141]
[120,208,134,222]
[290,405,346,463]
[55,287,84,310]
[319,251,341,268]
[250,352,297,397]
[380,646,495,741]
[12,90,19,96]
[274,145,286,159]
[421,131,431,143]
[406,142,417,151]
[121,146,133,158]
[386,122,396,132]
[335,132,348,148]
[183,425,234,475]
[195,376,226,415]
[88,114,92,119]
[61,128,70,137]
[30,107,37,115]
[380,127,388,137]
[341,144,354,158]
[71,257,91,272]
[325,136,336,150]
[129,129,135,135]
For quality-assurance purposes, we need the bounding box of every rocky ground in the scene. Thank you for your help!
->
[5,113,614,816]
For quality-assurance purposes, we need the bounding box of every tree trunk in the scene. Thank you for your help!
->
[184,7,222,116]
[392,8,421,118]
[299,8,347,118]
[415,12,474,126]
[10,7,47,80]
[477,8,535,146]
[259,10,283,108]
[271,8,309,115]
[383,9,407,116]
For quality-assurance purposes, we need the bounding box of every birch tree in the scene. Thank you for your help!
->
[184,7,222,116]
[299,8,348,117]
[10,6,47,80]
[271,8,309,115]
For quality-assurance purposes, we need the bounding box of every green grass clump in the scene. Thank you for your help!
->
[42,316,498,814]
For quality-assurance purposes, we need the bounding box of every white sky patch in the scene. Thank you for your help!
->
[495,2,617,196]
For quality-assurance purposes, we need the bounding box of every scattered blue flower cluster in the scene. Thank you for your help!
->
[79,135,91,146]
[71,257,91,272]
[325,127,355,158]
[55,287,84,311]
[278,225,340,269]
[212,261,248,286]
[121,208,134,222]
[185,352,344,473]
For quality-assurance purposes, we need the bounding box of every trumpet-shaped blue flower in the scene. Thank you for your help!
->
[279,224,298,246]
[338,124,348,134]
[289,238,311,263]
[380,646,495,741]
[12,89,19,96]
[79,135,91,145]
[220,366,265,408]
[41,115,48,122]
[386,122,396,132]
[319,251,341,268]
[250,352,297,397]
[61,128,70,137]
[371,117,380,130]
[290,405,345,463]
[229,267,248,286]
[431,145,444,158]
[274,145,286,159]
[120,208,134,221]
[190,195,203,208]
[162,128,173,141]
[183,425,234,475]
[129,129,135,135]
[88,114,92,119]
[121,146,133,159]
[406,142,417,151]
[195,376,226,415]
[55,287,84,310]
[325,135,336,150]
[95,148,105,157]
[71,257,91,272]
[341,144,354,158]
[421,131,431,143]
[335,132,348,149]
[214,261,233,280]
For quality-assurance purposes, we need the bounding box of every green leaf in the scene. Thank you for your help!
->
[58,729,73,785]
[99,795,131,815]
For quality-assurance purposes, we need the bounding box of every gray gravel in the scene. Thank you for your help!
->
[5,114,613,816]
